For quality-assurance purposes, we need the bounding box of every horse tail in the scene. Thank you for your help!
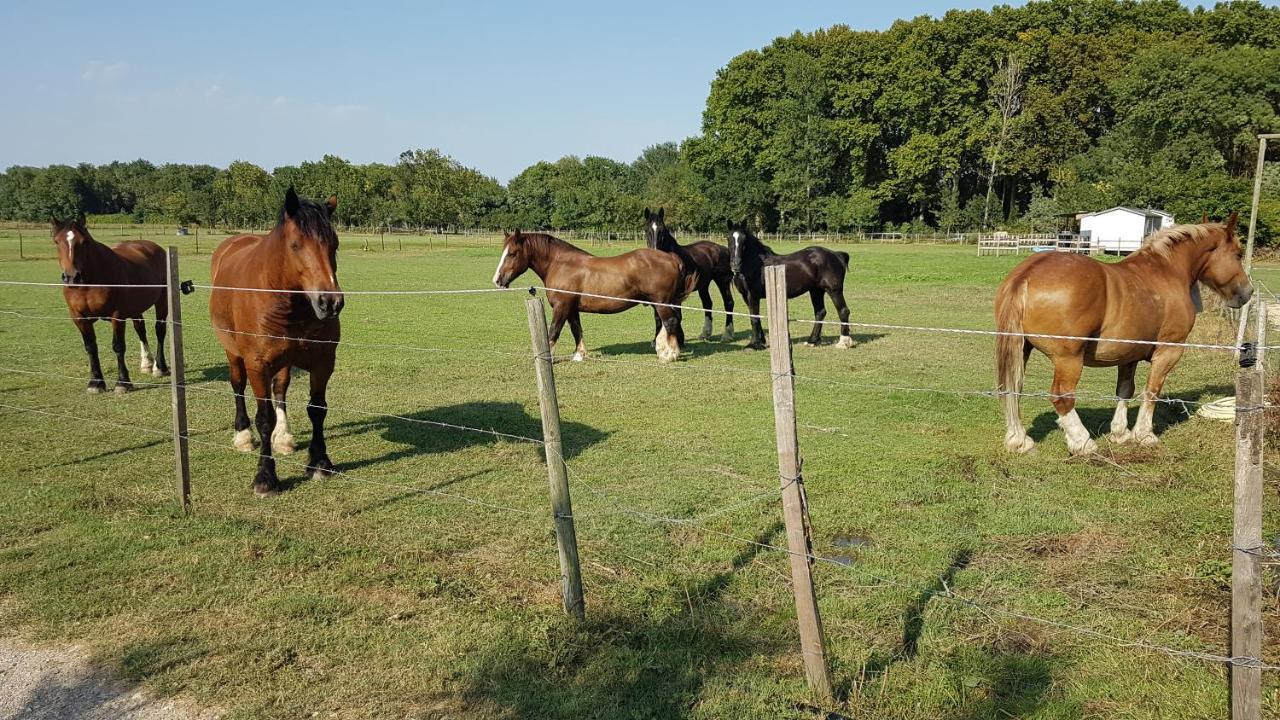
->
[995,268,1031,439]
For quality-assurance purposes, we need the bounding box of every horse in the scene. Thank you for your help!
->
[209,187,345,496]
[725,222,854,349]
[643,207,735,342]
[52,213,170,393]
[995,213,1252,456]
[491,230,689,362]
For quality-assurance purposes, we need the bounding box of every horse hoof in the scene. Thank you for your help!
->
[140,364,153,375]
[571,352,585,362]
[1068,438,1099,456]
[803,341,819,347]
[113,383,131,394]
[1004,435,1035,453]
[86,384,105,394]
[698,334,712,342]
[253,485,280,498]
[153,367,170,378]
[721,335,735,343]
[272,433,296,456]
[233,429,256,452]
[308,458,335,480]
[1136,433,1159,447]
[834,336,854,349]
[1108,430,1133,444]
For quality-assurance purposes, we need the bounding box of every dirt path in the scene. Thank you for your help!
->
[0,637,219,720]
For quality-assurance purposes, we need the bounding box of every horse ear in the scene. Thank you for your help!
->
[325,195,338,218]
[75,211,85,227]
[657,207,665,222]
[726,219,734,232]
[49,217,60,230]
[1201,212,1209,224]
[284,186,300,218]
[1227,211,1239,234]
[511,229,523,243]
[643,207,651,221]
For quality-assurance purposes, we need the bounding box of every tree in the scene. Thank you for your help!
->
[982,54,1024,228]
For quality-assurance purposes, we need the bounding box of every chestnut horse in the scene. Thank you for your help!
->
[210,188,345,496]
[492,230,689,362]
[643,207,735,342]
[996,214,1252,456]
[53,214,170,393]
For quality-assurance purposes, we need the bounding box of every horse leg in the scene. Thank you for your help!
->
[305,356,336,480]
[76,319,106,393]
[654,306,681,362]
[652,307,662,350]
[746,295,766,350]
[110,317,132,393]
[132,318,155,375]
[717,276,735,342]
[830,289,853,349]
[270,365,295,455]
[697,286,713,341]
[1108,362,1138,444]
[248,365,280,496]
[548,301,572,356]
[152,302,170,377]
[227,353,255,452]
[805,290,825,346]
[1002,343,1035,453]
[1050,353,1096,456]
[568,312,587,361]
[1132,348,1185,446]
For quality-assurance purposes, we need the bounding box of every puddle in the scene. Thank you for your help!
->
[825,534,874,566]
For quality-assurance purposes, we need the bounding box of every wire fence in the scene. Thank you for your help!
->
[0,267,1275,711]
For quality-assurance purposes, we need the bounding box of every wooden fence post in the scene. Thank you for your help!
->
[1231,297,1265,720]
[764,265,833,700]
[165,247,192,513]
[17,230,23,259]
[526,295,586,620]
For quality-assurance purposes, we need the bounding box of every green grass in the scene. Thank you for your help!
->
[0,226,1278,718]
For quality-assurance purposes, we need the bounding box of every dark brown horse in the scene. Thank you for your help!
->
[210,187,345,496]
[492,230,689,362]
[643,207,735,342]
[996,214,1251,456]
[726,222,854,349]
[53,214,170,393]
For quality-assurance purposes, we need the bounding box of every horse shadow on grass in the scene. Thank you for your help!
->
[858,549,1055,718]
[593,332,888,360]
[327,402,609,475]
[1026,383,1232,444]
[457,523,788,719]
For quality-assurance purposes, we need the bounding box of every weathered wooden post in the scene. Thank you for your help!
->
[17,230,23,260]
[764,264,833,700]
[526,294,585,620]
[166,247,192,513]
[1231,298,1266,720]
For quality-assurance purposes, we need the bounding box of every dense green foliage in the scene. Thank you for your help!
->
[2,0,1279,236]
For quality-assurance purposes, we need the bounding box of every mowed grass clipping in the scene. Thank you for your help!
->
[0,226,1278,719]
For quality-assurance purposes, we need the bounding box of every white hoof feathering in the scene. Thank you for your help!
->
[1108,430,1133,444]
[1057,410,1097,456]
[834,335,854,349]
[139,342,154,373]
[571,351,585,362]
[1003,431,1035,453]
[1135,432,1160,447]
[233,428,256,452]
[271,404,295,455]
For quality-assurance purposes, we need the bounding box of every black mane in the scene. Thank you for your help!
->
[279,197,339,245]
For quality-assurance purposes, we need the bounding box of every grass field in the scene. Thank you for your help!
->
[1,225,1279,719]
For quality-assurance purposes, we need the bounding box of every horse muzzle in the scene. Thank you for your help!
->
[494,275,510,289]
[1227,284,1254,309]
[310,291,345,320]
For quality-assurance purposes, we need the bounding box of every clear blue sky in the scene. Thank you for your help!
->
[0,0,1031,182]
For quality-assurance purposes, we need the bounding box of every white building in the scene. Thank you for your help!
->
[1077,206,1174,254]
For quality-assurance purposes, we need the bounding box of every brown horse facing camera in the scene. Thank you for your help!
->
[210,188,345,496]
[996,214,1252,456]
[491,230,689,362]
[53,214,170,393]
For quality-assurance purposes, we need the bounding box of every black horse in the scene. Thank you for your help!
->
[644,208,735,342]
[726,221,853,350]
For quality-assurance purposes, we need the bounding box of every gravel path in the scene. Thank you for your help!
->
[0,637,219,720]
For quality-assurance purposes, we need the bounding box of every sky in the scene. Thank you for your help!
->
[0,0,1034,182]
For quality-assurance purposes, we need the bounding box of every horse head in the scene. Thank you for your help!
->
[643,207,671,251]
[51,212,89,286]
[1199,212,1253,309]
[726,220,754,276]
[278,187,344,320]
[493,230,531,288]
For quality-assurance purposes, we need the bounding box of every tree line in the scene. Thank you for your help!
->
[3,0,1279,239]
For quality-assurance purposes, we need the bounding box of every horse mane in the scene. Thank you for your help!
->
[274,198,338,245]
[523,232,589,256]
[743,230,775,258]
[1135,223,1224,259]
